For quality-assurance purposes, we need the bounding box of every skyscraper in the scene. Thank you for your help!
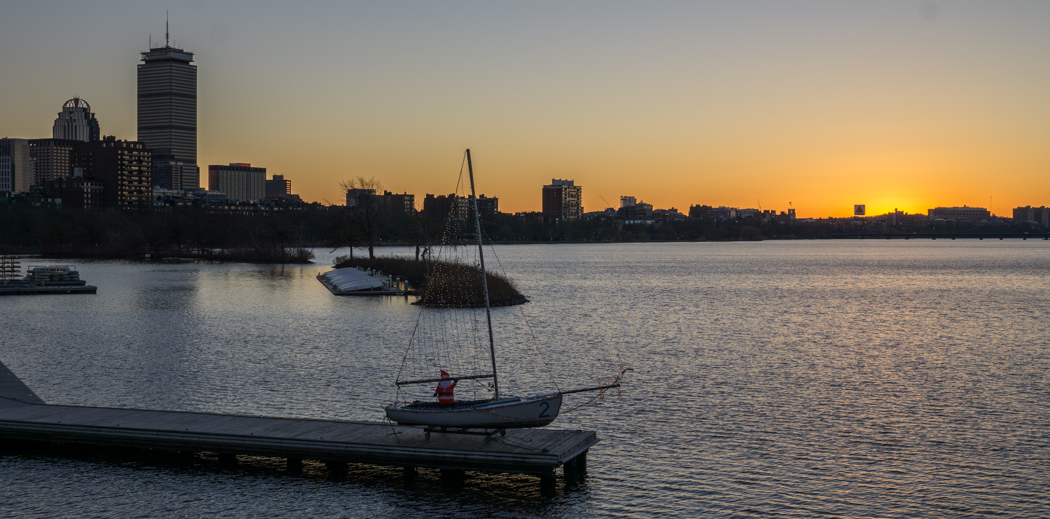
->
[52,97,101,142]
[138,26,198,190]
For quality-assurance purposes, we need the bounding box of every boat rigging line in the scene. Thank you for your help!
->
[561,366,633,415]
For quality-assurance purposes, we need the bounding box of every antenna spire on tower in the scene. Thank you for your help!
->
[165,10,169,47]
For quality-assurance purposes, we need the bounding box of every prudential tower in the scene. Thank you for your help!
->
[137,22,198,190]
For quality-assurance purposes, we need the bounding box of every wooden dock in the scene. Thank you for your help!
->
[0,362,596,492]
[0,284,97,295]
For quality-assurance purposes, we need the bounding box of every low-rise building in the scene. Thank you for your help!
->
[266,174,291,197]
[346,188,376,208]
[43,177,104,211]
[617,200,653,222]
[378,191,415,213]
[927,206,990,222]
[423,193,468,219]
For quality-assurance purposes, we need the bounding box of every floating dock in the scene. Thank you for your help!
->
[0,284,97,295]
[0,262,97,296]
[0,362,595,493]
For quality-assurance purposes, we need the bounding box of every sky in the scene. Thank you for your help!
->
[2,1,1049,217]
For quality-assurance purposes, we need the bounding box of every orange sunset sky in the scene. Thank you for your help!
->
[2,1,1049,218]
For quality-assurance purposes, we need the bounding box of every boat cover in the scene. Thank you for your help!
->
[320,267,385,294]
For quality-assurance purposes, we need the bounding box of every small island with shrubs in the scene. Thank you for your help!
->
[333,255,527,308]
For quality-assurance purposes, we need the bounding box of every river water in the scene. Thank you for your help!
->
[1,241,1049,518]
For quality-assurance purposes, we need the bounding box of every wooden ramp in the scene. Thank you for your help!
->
[0,361,596,491]
[0,362,44,407]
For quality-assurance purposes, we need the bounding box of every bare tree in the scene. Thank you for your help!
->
[339,176,384,259]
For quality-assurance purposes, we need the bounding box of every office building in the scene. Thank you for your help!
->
[208,163,265,202]
[52,97,101,142]
[542,179,582,221]
[927,206,990,222]
[139,33,198,189]
[71,136,152,211]
[0,138,35,194]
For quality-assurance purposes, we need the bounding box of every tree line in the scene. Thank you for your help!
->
[3,198,1045,262]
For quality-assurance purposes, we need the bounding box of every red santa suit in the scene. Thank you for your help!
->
[435,370,457,404]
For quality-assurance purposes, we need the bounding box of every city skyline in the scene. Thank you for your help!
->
[2,1,1050,217]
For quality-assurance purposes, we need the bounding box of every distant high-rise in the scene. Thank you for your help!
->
[138,26,198,190]
[542,179,583,221]
[52,97,101,142]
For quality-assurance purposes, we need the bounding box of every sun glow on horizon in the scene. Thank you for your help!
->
[2,2,1050,219]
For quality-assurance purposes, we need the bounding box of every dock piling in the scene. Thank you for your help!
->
[218,452,238,467]
[563,450,588,483]
[286,457,303,475]
[326,460,348,480]
[441,468,466,488]
[540,471,557,496]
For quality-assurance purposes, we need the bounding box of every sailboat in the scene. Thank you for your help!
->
[384,149,622,436]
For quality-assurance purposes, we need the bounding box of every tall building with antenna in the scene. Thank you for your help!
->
[138,18,198,190]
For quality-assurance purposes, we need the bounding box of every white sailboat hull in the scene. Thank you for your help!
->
[385,393,563,429]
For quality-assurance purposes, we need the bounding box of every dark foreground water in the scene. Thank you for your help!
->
[2,241,1049,518]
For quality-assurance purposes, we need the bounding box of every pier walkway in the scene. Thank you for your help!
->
[0,362,595,492]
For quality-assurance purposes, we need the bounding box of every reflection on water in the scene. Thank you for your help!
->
[2,242,1050,517]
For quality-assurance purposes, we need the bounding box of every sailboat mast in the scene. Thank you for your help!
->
[466,149,500,400]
